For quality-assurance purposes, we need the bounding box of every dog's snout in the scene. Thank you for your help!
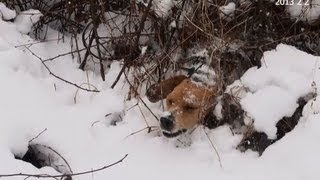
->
[160,116,174,131]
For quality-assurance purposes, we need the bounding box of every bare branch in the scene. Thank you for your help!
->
[22,46,100,93]
[0,154,128,178]
[29,128,48,143]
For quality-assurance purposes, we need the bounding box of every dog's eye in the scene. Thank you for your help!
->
[184,105,196,111]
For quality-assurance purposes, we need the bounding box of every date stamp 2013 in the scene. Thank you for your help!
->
[275,0,310,6]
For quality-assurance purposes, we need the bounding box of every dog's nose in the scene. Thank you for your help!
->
[160,116,174,131]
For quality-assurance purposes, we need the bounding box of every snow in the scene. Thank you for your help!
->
[302,95,320,120]
[213,99,223,120]
[169,20,176,29]
[154,0,175,17]
[287,0,320,23]
[14,9,43,34]
[0,36,10,51]
[240,44,320,138]
[241,86,298,139]
[261,113,320,180]
[219,2,236,20]
[137,0,175,17]
[140,46,148,56]
[0,3,16,20]
[0,4,320,180]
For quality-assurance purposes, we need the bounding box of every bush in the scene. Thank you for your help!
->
[3,0,320,96]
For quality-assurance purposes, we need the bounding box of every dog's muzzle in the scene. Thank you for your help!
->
[160,115,175,131]
[160,114,186,138]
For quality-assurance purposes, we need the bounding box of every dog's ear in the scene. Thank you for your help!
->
[146,75,187,103]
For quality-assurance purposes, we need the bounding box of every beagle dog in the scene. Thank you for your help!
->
[146,74,309,155]
[146,75,219,138]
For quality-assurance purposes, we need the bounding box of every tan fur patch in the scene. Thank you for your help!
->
[166,79,217,130]
[146,75,187,103]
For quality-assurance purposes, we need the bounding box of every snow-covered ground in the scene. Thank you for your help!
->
[1,6,320,180]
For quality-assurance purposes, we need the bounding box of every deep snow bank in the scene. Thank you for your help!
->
[0,8,320,180]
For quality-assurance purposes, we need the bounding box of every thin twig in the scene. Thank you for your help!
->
[22,46,100,93]
[111,64,126,89]
[14,38,62,48]
[202,127,223,168]
[0,154,128,178]
[124,71,159,121]
[29,128,48,143]
[124,126,158,139]
[31,144,73,174]
[73,82,99,104]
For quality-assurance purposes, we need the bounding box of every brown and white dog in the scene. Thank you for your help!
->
[146,75,220,138]
[145,75,272,153]
[146,74,308,155]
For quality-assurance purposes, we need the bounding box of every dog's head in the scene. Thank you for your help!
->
[146,75,218,137]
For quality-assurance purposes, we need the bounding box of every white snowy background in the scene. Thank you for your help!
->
[1,2,320,180]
